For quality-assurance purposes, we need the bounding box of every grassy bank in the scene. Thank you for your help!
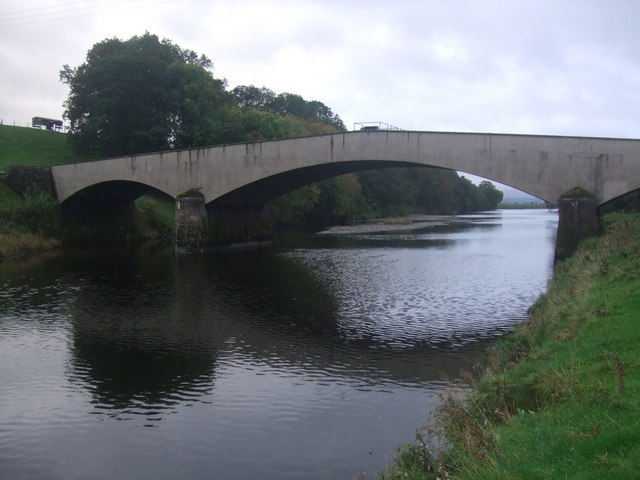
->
[0,125,173,258]
[0,188,62,259]
[381,213,640,479]
[0,125,75,258]
[0,124,91,168]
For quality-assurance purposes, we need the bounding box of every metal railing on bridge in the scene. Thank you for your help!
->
[353,121,403,131]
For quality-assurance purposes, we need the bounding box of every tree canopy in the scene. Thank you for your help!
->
[231,85,345,131]
[60,32,230,157]
[60,34,346,158]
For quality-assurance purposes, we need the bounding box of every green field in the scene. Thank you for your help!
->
[0,124,91,169]
[382,213,640,479]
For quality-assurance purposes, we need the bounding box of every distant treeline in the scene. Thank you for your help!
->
[268,168,503,228]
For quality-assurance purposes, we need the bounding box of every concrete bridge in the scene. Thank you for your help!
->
[16,130,640,258]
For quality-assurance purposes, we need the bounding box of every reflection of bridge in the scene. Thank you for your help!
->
[29,130,640,256]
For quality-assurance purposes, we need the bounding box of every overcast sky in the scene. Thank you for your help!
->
[2,0,640,140]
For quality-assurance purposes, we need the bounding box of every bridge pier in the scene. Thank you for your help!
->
[174,193,272,252]
[175,191,207,253]
[554,188,599,263]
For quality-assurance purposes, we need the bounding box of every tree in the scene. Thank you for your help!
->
[358,168,419,215]
[231,85,346,132]
[60,32,230,157]
[478,180,504,210]
[268,92,345,131]
[308,174,363,227]
[415,168,464,214]
[231,85,276,109]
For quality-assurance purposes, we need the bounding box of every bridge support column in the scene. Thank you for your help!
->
[554,188,599,263]
[175,191,207,253]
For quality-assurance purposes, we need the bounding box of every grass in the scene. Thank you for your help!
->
[0,179,21,205]
[0,125,174,257]
[0,188,62,259]
[0,124,91,169]
[380,213,640,479]
[0,231,61,260]
[135,193,175,241]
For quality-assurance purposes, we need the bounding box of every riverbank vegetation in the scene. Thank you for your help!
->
[0,185,61,259]
[379,212,640,479]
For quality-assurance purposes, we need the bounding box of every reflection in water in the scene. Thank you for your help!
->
[65,250,344,422]
[0,210,557,480]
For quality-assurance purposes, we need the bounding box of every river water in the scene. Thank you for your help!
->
[0,209,557,479]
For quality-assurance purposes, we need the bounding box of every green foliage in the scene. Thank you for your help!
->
[135,193,175,242]
[1,187,60,235]
[0,231,60,260]
[354,168,503,220]
[231,85,345,131]
[382,213,640,479]
[415,168,462,214]
[379,443,440,480]
[60,32,230,156]
[268,185,320,226]
[358,168,420,214]
[268,174,365,229]
[477,180,504,210]
[0,187,61,258]
[311,174,364,226]
[232,85,276,109]
[0,179,21,204]
[239,109,310,141]
[269,167,505,229]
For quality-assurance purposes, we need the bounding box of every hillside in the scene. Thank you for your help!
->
[0,124,89,169]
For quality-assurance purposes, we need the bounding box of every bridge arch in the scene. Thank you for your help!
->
[598,186,640,213]
[60,180,156,208]
[209,160,430,208]
[59,180,174,245]
[48,130,640,254]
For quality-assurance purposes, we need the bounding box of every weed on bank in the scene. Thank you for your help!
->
[380,213,640,479]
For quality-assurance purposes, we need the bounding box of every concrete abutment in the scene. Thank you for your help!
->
[554,188,600,263]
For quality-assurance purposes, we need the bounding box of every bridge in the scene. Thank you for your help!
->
[11,130,640,258]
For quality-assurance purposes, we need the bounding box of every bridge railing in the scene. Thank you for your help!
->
[353,121,403,131]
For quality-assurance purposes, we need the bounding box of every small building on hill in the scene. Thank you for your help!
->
[32,117,63,132]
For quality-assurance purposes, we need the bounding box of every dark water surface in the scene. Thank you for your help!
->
[0,210,557,479]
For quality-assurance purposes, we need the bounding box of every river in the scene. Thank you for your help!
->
[0,209,557,479]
